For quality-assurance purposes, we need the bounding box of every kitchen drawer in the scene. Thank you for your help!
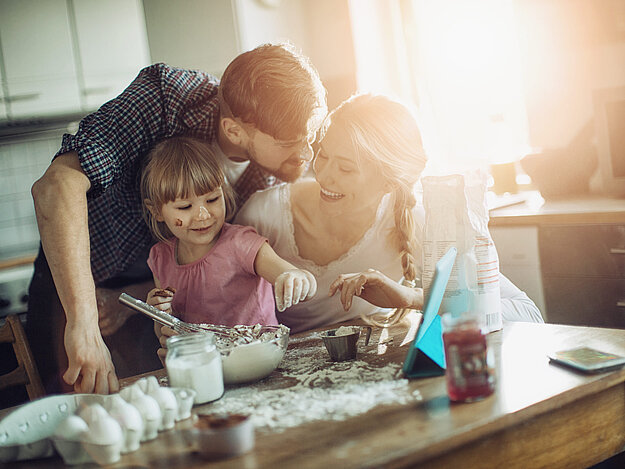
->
[543,277,625,328]
[539,224,625,278]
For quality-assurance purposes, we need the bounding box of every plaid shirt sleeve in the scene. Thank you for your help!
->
[56,63,220,199]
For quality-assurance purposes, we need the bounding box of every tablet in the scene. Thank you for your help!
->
[548,347,625,374]
[402,246,457,378]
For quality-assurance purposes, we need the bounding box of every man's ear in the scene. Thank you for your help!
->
[220,117,249,147]
[144,199,164,222]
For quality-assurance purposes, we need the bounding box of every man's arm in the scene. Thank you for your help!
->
[32,151,118,394]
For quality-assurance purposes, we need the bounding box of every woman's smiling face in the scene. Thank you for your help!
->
[313,124,388,214]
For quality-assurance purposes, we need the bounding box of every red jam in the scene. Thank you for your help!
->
[443,323,495,402]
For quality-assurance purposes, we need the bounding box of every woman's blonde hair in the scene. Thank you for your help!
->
[140,136,236,242]
[322,93,427,326]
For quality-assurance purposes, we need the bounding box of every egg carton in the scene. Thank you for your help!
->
[0,378,196,465]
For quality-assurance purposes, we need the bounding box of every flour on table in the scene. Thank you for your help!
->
[194,339,422,433]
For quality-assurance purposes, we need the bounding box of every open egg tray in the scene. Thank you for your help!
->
[0,385,194,464]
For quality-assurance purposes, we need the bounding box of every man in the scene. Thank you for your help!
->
[29,43,327,395]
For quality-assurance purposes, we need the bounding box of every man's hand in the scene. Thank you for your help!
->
[329,269,423,311]
[274,269,317,312]
[63,322,119,394]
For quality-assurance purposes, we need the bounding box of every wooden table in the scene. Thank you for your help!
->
[4,319,625,468]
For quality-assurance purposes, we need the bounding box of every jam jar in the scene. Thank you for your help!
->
[442,311,495,402]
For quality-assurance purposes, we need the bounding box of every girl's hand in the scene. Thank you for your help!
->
[329,269,423,311]
[274,269,317,312]
[147,286,176,313]
[154,324,177,367]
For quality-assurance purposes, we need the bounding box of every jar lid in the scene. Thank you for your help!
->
[166,332,216,354]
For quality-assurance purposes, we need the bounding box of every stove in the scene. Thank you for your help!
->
[0,264,33,318]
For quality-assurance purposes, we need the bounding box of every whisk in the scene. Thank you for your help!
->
[118,293,251,341]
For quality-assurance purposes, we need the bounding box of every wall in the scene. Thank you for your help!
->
[143,0,358,108]
[142,0,239,76]
[0,130,66,259]
[515,0,625,149]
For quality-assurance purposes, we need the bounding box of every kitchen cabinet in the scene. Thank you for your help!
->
[0,0,81,118]
[489,193,625,328]
[72,0,150,110]
[539,224,625,328]
[0,0,150,121]
[490,226,546,317]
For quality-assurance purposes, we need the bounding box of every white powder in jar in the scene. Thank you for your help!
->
[167,353,224,404]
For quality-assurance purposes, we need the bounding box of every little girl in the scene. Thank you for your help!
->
[140,136,317,331]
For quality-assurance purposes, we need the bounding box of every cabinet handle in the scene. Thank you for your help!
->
[618,300,625,308]
[610,248,625,255]
[1,93,41,103]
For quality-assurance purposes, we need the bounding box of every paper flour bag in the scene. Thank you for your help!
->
[422,173,503,332]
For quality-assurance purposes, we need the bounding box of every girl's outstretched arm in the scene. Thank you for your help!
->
[254,242,317,312]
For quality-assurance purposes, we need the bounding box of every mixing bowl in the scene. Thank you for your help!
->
[218,325,289,384]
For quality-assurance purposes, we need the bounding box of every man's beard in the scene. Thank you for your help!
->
[248,143,307,183]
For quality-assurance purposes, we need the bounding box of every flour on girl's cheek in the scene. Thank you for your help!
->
[175,219,183,227]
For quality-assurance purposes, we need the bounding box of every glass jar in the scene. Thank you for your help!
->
[442,311,495,402]
[166,332,224,404]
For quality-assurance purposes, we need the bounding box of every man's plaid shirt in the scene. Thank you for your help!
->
[55,63,276,283]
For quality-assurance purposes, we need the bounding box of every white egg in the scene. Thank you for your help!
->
[107,394,144,453]
[53,415,88,441]
[146,378,178,431]
[77,403,108,426]
[80,406,124,465]
[84,410,122,445]
[127,386,162,441]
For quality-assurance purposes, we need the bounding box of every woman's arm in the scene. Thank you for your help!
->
[254,242,317,312]
[329,269,424,311]
[499,273,544,323]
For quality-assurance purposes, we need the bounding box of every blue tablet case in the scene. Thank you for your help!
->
[402,246,457,378]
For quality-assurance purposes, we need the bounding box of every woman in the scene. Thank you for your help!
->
[236,93,543,333]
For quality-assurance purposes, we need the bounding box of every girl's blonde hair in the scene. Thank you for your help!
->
[322,93,427,326]
[140,136,236,242]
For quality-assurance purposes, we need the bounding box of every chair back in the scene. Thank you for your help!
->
[0,315,45,400]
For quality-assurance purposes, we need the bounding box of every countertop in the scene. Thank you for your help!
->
[4,320,625,468]
[489,191,625,226]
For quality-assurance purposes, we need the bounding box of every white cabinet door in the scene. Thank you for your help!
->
[490,226,547,318]
[72,0,151,110]
[0,0,81,118]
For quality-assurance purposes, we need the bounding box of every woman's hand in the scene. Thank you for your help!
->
[274,269,317,312]
[146,286,176,313]
[329,269,423,311]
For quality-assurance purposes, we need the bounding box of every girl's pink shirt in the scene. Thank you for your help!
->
[147,223,278,326]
